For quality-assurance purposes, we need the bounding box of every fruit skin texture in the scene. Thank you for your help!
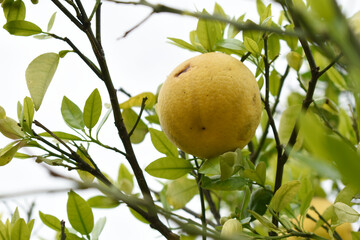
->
[157,52,262,159]
[221,218,242,237]
[289,198,352,240]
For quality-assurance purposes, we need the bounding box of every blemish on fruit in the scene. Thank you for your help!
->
[202,127,206,130]
[175,64,191,77]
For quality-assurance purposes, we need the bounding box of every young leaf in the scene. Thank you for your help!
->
[244,37,260,56]
[39,211,61,231]
[335,184,359,205]
[117,163,134,194]
[87,196,120,209]
[167,38,198,52]
[61,96,85,129]
[0,106,5,119]
[299,175,314,216]
[67,190,94,235]
[26,52,59,110]
[279,104,303,150]
[196,9,223,52]
[128,207,149,224]
[247,209,278,232]
[76,148,95,183]
[166,177,198,209]
[22,96,34,133]
[11,218,30,240]
[0,117,24,139]
[91,217,106,240]
[96,107,112,139]
[149,128,178,157]
[38,131,82,141]
[286,51,303,71]
[3,0,25,22]
[268,34,280,60]
[3,20,42,36]
[220,152,237,180]
[270,180,301,212]
[122,108,148,144]
[120,92,156,110]
[0,140,26,166]
[83,88,102,130]
[145,157,193,180]
[47,12,56,32]
[256,0,266,17]
[269,69,281,96]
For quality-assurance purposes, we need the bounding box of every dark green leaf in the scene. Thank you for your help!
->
[3,20,41,36]
[145,157,193,180]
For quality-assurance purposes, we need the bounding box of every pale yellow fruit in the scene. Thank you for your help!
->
[289,198,352,240]
[157,52,262,159]
[221,218,243,237]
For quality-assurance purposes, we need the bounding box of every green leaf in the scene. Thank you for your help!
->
[145,157,193,180]
[83,88,102,129]
[149,128,178,157]
[260,4,272,24]
[22,96,34,133]
[167,38,198,52]
[47,12,56,32]
[122,108,148,144]
[198,157,220,175]
[96,107,112,139]
[227,14,245,39]
[61,96,85,129]
[128,207,149,224]
[278,104,303,150]
[39,211,61,231]
[11,207,20,224]
[256,0,266,17]
[26,52,59,110]
[87,196,120,209]
[298,175,314,216]
[333,202,360,224]
[215,38,246,55]
[3,20,41,36]
[67,190,94,235]
[117,163,134,194]
[76,148,95,183]
[220,152,237,180]
[286,51,303,71]
[120,92,156,110]
[38,131,82,141]
[196,9,222,52]
[166,177,198,209]
[91,217,106,240]
[283,25,298,50]
[335,185,359,205]
[3,0,25,22]
[202,176,247,191]
[0,117,24,139]
[0,140,26,166]
[247,209,278,231]
[270,180,301,212]
[59,50,73,58]
[268,34,280,60]
[11,218,30,240]
[0,106,5,119]
[269,69,281,96]
[244,37,260,56]
[248,188,273,219]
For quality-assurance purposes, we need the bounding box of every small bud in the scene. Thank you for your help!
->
[221,219,242,238]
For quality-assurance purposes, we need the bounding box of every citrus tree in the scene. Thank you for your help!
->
[0,0,359,239]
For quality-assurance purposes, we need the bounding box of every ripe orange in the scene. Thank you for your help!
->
[157,52,262,158]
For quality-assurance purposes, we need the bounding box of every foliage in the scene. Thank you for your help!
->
[0,0,360,239]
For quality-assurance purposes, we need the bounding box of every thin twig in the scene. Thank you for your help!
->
[50,0,84,30]
[195,159,207,240]
[118,11,154,39]
[128,97,147,137]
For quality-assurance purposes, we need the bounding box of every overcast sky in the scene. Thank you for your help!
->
[0,0,359,239]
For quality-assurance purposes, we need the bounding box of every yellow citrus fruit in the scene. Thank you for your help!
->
[289,197,352,240]
[157,52,262,159]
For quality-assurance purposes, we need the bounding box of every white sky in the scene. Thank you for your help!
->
[0,0,359,239]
